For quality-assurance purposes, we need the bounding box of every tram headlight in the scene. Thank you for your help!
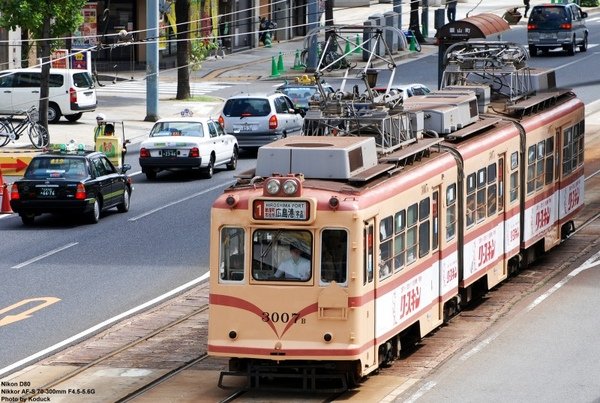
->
[323,332,333,342]
[228,330,238,340]
[265,179,280,195]
[282,179,298,195]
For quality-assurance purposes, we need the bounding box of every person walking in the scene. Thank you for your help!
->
[523,0,531,17]
[446,0,457,22]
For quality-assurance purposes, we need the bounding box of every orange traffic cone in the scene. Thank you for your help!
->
[1,183,13,214]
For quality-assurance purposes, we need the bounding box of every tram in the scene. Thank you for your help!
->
[207,39,585,391]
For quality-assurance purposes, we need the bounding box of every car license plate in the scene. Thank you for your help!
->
[540,33,556,40]
[162,149,178,157]
[38,187,56,198]
[235,123,255,132]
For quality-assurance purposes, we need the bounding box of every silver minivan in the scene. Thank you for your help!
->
[0,68,97,123]
[218,93,304,151]
[527,3,588,56]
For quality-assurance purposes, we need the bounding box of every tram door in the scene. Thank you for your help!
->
[363,219,377,368]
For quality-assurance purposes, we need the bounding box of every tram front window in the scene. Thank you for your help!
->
[252,229,313,281]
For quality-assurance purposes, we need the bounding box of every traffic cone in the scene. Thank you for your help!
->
[1,183,13,214]
[354,34,361,54]
[292,49,305,70]
[270,56,280,77]
[409,35,417,51]
[344,37,351,54]
[277,52,285,73]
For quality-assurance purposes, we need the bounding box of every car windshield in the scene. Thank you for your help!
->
[279,87,317,104]
[223,98,271,117]
[530,6,569,25]
[149,122,205,137]
[25,157,88,180]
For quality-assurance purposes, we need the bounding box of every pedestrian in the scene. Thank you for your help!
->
[94,113,106,142]
[523,0,530,17]
[446,0,457,22]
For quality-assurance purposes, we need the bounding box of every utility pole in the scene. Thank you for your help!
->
[145,0,160,122]
[305,0,319,72]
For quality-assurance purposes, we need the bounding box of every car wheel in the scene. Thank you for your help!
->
[47,103,61,124]
[580,34,588,52]
[226,147,238,170]
[117,188,130,213]
[203,156,215,179]
[21,213,35,225]
[145,169,157,181]
[65,113,83,122]
[566,37,576,56]
[528,45,537,57]
[87,199,101,224]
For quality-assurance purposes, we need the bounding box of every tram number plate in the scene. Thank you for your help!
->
[38,187,56,198]
[253,200,309,221]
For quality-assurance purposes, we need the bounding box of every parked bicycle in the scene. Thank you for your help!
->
[301,40,352,71]
[0,106,49,149]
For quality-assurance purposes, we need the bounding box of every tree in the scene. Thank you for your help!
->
[409,0,426,44]
[0,0,86,128]
[175,0,191,100]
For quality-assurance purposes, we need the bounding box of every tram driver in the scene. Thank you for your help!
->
[274,243,311,280]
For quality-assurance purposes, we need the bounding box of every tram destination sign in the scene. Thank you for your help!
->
[253,199,310,221]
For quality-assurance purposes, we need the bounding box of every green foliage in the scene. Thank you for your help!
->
[0,0,86,45]
[580,0,598,6]
[190,39,219,71]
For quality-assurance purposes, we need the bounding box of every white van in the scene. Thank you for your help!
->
[0,68,97,123]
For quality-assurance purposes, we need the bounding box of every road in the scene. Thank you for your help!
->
[1,14,600,377]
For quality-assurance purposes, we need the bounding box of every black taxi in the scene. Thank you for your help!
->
[10,142,132,225]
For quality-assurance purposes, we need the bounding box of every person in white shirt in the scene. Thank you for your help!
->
[274,243,311,280]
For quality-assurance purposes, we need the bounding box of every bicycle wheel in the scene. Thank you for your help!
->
[0,120,12,147]
[28,122,50,149]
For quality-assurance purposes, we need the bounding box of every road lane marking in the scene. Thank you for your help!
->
[128,181,234,221]
[0,297,61,327]
[0,271,209,377]
[11,242,79,269]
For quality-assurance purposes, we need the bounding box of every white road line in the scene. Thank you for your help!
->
[0,271,210,378]
[11,242,79,269]
[128,181,233,222]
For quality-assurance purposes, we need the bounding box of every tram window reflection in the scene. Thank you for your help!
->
[251,229,313,281]
[320,229,348,285]
[219,227,245,282]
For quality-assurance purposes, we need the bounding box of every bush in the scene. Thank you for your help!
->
[580,0,598,6]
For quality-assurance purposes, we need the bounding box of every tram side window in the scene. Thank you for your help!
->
[487,163,497,217]
[545,137,554,185]
[406,203,418,264]
[446,184,456,241]
[418,198,430,258]
[394,210,406,271]
[510,152,519,203]
[476,168,487,222]
[562,122,584,176]
[251,229,313,281]
[379,216,394,279]
[577,121,585,166]
[466,173,476,227]
[498,158,504,212]
[219,227,245,282]
[321,229,348,285]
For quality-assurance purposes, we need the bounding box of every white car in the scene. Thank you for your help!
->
[139,116,239,180]
[375,83,431,99]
